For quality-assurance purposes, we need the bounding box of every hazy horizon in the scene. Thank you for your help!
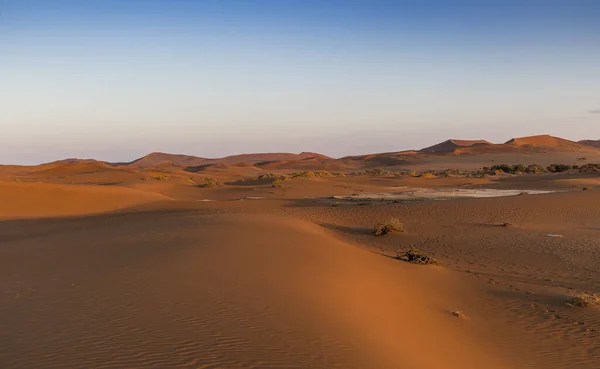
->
[2,0,600,165]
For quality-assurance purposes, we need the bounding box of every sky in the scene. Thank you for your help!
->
[1,0,600,164]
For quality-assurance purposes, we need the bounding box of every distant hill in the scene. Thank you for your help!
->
[503,135,594,152]
[579,139,600,148]
[419,139,491,154]
[218,152,330,164]
[125,151,331,168]
[127,153,209,167]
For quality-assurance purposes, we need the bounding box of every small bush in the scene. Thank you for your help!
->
[314,170,333,177]
[154,175,170,180]
[512,164,527,173]
[291,171,316,178]
[202,177,222,188]
[272,178,284,187]
[565,293,599,307]
[451,311,467,319]
[257,173,276,180]
[396,249,439,265]
[547,164,572,173]
[490,164,512,173]
[374,218,404,236]
[364,168,387,176]
[525,164,547,174]
[579,164,600,172]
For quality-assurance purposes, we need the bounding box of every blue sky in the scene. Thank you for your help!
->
[1,0,600,164]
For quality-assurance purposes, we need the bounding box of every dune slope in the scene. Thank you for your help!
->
[0,212,505,369]
[0,181,170,219]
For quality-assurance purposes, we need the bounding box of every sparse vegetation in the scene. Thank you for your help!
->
[565,293,599,307]
[396,248,439,265]
[579,163,600,172]
[451,310,467,319]
[374,218,404,236]
[291,171,316,178]
[547,164,572,173]
[154,175,170,180]
[257,173,276,180]
[290,170,333,178]
[524,164,547,174]
[202,177,222,188]
[272,178,284,187]
[314,170,333,177]
[364,168,388,176]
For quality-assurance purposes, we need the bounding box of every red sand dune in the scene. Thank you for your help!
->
[127,152,208,167]
[504,134,590,150]
[419,139,492,154]
[0,181,170,219]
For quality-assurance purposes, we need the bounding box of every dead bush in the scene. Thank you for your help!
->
[396,248,439,265]
[374,218,404,236]
[565,293,599,307]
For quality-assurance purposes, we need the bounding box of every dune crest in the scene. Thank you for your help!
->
[0,181,170,219]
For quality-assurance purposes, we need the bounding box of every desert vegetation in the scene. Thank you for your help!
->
[202,177,223,188]
[396,249,439,265]
[374,218,404,236]
[565,293,599,307]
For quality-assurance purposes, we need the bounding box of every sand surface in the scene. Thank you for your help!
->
[1,158,599,368]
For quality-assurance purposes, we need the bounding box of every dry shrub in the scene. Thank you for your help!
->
[314,170,333,177]
[397,248,439,265]
[451,310,467,319]
[565,293,599,307]
[374,218,404,236]
[420,172,437,179]
[202,177,222,188]
[257,173,276,180]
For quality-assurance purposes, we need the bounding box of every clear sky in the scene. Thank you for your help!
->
[2,0,600,164]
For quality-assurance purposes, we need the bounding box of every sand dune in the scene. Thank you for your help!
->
[0,212,506,369]
[0,181,170,219]
[504,134,593,150]
[127,152,209,168]
[419,139,492,154]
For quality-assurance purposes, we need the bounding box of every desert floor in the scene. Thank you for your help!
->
[1,165,599,368]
